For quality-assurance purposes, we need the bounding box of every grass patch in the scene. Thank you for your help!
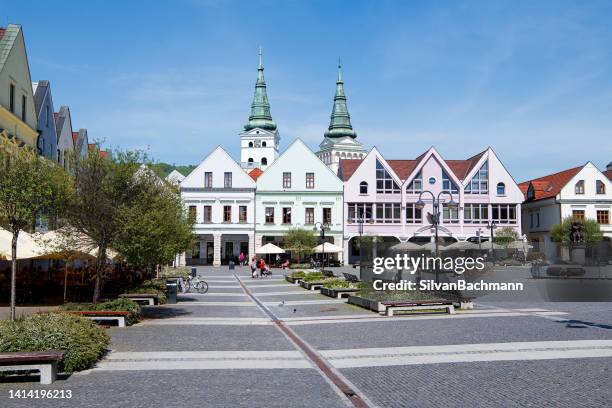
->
[60,298,141,325]
[322,278,355,289]
[289,270,306,278]
[303,272,325,282]
[0,313,110,372]
[357,282,438,302]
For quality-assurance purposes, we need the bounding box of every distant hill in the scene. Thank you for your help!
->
[150,162,196,178]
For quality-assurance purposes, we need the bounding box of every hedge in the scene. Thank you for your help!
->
[60,298,141,325]
[289,270,306,278]
[130,279,168,304]
[303,272,325,282]
[0,313,110,372]
[322,278,354,289]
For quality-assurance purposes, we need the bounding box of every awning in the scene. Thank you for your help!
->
[256,243,285,254]
[312,243,343,253]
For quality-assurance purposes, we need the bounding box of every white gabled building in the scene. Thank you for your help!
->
[181,146,256,266]
[166,169,185,187]
[254,139,344,261]
[520,162,612,261]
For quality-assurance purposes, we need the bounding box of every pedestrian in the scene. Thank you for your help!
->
[250,257,257,278]
[259,258,266,277]
[239,252,245,267]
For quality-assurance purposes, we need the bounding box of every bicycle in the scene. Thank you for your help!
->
[184,275,209,293]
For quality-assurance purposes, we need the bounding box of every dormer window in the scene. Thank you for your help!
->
[442,170,458,193]
[465,161,488,194]
[527,184,535,200]
[248,158,254,163]
[575,180,584,194]
[359,181,368,194]
[376,160,400,194]
[406,171,422,194]
[596,180,605,195]
[261,157,268,166]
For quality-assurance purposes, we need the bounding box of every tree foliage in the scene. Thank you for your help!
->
[551,216,603,246]
[494,226,520,247]
[283,228,317,260]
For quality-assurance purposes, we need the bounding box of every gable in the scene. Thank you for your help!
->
[559,162,612,199]
[256,139,342,191]
[519,165,583,201]
[182,146,255,189]
[402,147,462,188]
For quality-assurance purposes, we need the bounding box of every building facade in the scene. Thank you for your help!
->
[339,147,524,263]
[316,63,366,174]
[239,50,279,171]
[519,162,612,261]
[181,146,256,266]
[54,106,74,170]
[32,80,58,160]
[255,139,344,261]
[0,24,38,150]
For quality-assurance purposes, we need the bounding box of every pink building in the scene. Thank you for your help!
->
[338,147,524,263]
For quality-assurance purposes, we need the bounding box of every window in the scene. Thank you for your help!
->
[465,161,488,194]
[575,180,584,194]
[224,172,232,188]
[376,160,400,194]
[596,180,606,195]
[375,203,401,224]
[463,204,488,224]
[265,207,274,224]
[248,157,254,163]
[21,95,26,122]
[282,207,292,224]
[306,172,315,189]
[406,171,423,194]
[527,184,535,200]
[597,210,609,225]
[204,172,213,188]
[9,84,15,113]
[572,210,585,220]
[203,205,212,223]
[239,206,247,223]
[347,203,373,223]
[305,208,314,224]
[283,172,291,188]
[46,106,50,127]
[57,149,61,164]
[359,181,368,194]
[248,141,253,147]
[262,141,267,147]
[442,170,458,193]
[536,212,540,227]
[491,204,517,224]
[442,204,459,224]
[188,205,197,220]
[496,182,506,196]
[223,206,232,222]
[530,213,533,229]
[261,157,267,165]
[405,204,422,224]
[323,208,332,224]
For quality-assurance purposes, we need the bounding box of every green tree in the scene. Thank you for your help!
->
[551,216,603,246]
[66,147,144,304]
[494,226,520,247]
[115,169,194,272]
[0,140,72,320]
[283,228,317,261]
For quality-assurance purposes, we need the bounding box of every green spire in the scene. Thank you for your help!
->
[324,60,357,139]
[244,47,277,132]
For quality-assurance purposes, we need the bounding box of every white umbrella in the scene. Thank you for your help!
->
[312,243,343,253]
[390,241,423,251]
[0,228,44,260]
[442,240,481,251]
[256,243,285,254]
[506,240,534,250]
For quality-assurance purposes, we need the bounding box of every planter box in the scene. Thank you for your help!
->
[347,295,385,312]
[300,281,324,291]
[321,287,359,299]
[285,276,304,284]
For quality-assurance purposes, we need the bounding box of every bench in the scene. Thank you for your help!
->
[67,311,129,327]
[382,300,455,317]
[119,293,159,305]
[343,273,361,283]
[320,286,359,299]
[0,351,64,384]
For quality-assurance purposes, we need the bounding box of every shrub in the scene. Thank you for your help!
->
[356,282,437,301]
[131,279,167,304]
[0,313,110,372]
[303,272,324,282]
[322,278,354,289]
[60,298,141,325]
[290,271,306,278]
[290,263,311,269]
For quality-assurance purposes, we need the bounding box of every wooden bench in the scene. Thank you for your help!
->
[67,311,129,327]
[343,273,361,283]
[0,351,64,384]
[119,293,159,305]
[382,300,455,317]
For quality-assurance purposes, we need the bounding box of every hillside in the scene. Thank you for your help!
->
[150,162,197,178]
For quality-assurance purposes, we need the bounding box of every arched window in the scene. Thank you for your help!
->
[359,181,368,194]
[248,158,254,163]
[262,141,267,147]
[575,180,585,194]
[261,157,268,165]
[248,142,253,147]
[496,182,506,195]
[596,180,605,194]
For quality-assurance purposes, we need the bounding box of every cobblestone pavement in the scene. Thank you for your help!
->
[1,265,611,408]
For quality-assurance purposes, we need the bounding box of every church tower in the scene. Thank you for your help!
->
[316,62,366,174]
[240,49,280,171]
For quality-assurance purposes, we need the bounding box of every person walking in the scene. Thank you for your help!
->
[239,252,245,267]
[250,257,257,278]
[259,258,266,277]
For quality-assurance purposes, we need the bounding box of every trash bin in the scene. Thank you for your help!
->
[190,267,197,278]
[166,280,177,304]
[229,261,235,270]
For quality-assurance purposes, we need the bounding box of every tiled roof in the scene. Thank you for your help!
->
[603,169,612,181]
[0,25,19,73]
[249,168,263,181]
[387,160,417,180]
[99,150,108,159]
[447,151,485,180]
[338,159,363,181]
[518,165,583,201]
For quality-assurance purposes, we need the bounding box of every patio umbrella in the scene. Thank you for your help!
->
[442,240,481,251]
[505,240,534,251]
[0,228,44,260]
[255,243,285,254]
[390,241,423,251]
[312,243,343,253]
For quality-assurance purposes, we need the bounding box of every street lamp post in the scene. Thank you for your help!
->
[313,222,329,271]
[415,190,458,282]
[477,228,483,251]
[486,220,498,263]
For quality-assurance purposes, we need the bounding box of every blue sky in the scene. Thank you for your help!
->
[2,0,611,181]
